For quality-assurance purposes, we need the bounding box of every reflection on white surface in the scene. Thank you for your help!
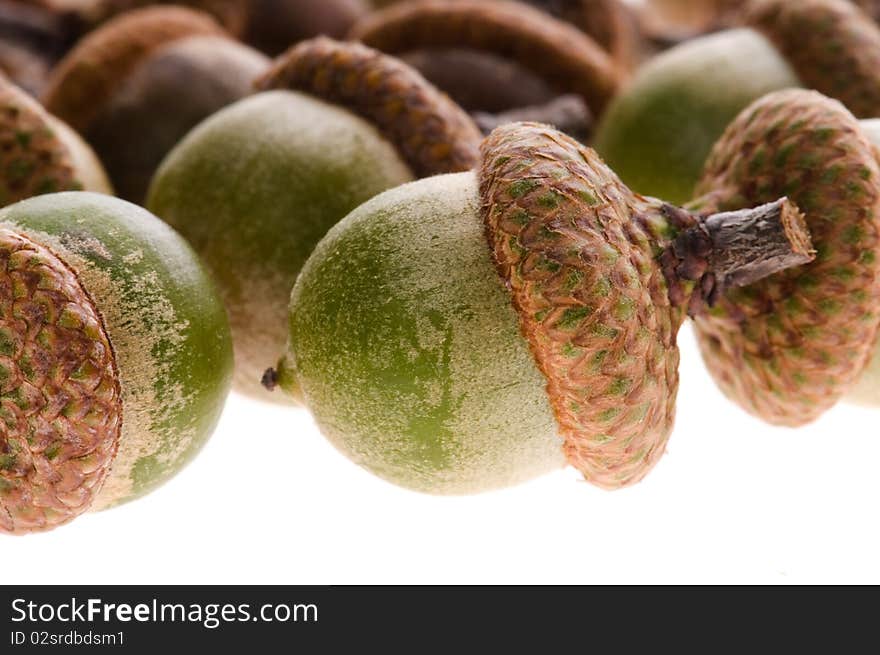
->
[6,324,880,584]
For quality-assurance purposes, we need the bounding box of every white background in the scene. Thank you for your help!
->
[6,324,880,584]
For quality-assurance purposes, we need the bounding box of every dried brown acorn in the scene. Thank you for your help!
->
[43,6,269,202]
[350,0,624,137]
[0,0,80,95]
[81,0,369,55]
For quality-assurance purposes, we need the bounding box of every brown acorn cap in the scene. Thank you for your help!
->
[43,5,225,134]
[255,37,482,177]
[746,0,880,119]
[0,77,85,204]
[350,0,623,117]
[0,228,122,534]
[691,89,880,426]
[479,122,813,488]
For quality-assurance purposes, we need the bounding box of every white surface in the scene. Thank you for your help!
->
[5,323,880,584]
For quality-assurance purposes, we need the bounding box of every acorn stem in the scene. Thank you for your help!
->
[261,367,278,391]
[660,197,814,314]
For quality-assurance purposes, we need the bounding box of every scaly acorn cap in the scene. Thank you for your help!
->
[255,37,482,177]
[691,89,880,426]
[43,5,225,134]
[479,123,812,488]
[746,0,880,119]
[350,0,623,117]
[0,227,122,534]
[0,77,83,204]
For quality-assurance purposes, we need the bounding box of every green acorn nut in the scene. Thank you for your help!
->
[0,75,110,206]
[594,0,880,204]
[147,37,482,401]
[0,192,233,534]
[43,5,269,203]
[267,121,817,494]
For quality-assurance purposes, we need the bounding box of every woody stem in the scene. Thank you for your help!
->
[661,197,815,314]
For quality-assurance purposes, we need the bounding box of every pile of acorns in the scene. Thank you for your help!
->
[3,0,880,534]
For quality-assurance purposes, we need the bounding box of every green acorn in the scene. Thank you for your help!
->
[350,0,625,138]
[0,192,233,534]
[265,117,821,494]
[594,0,880,204]
[147,38,481,400]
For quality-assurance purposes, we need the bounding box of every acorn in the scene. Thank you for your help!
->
[0,75,110,206]
[690,90,880,425]
[517,0,642,70]
[0,191,233,534]
[84,0,369,56]
[362,0,641,70]
[593,0,880,204]
[0,0,80,95]
[147,37,482,401]
[638,0,742,46]
[263,115,825,494]
[43,6,269,203]
[350,0,624,137]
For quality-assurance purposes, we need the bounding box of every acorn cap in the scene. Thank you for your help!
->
[479,123,679,489]
[350,0,623,117]
[691,89,880,426]
[0,227,122,534]
[43,5,225,133]
[0,77,84,205]
[746,0,880,118]
[256,37,482,177]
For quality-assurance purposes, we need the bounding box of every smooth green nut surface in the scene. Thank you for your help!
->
[0,192,233,508]
[148,90,414,400]
[593,29,801,204]
[282,172,565,494]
